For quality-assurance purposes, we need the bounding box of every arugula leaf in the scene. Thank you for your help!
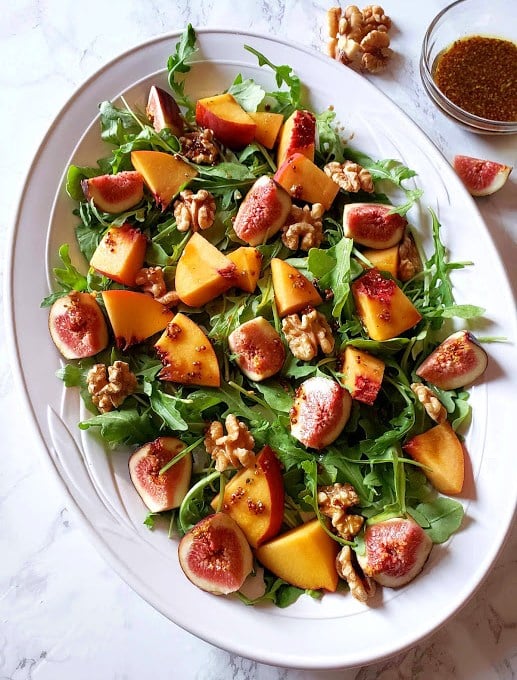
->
[144,381,189,431]
[79,408,157,447]
[227,74,265,111]
[99,100,144,145]
[315,109,346,164]
[66,165,103,201]
[244,45,301,114]
[41,245,87,306]
[411,496,464,543]
[167,24,197,120]
[238,574,319,608]
[308,237,356,320]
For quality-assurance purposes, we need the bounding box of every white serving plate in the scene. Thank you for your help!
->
[6,29,517,669]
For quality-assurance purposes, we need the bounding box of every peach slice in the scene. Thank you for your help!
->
[255,519,340,592]
[128,436,192,512]
[343,203,407,249]
[130,150,197,210]
[249,111,284,149]
[227,246,262,293]
[81,171,144,214]
[270,258,322,317]
[195,93,256,149]
[211,445,284,548]
[415,330,488,390]
[228,317,285,381]
[146,85,184,135]
[155,313,220,387]
[178,512,254,595]
[340,346,385,405]
[101,290,174,350]
[233,175,292,246]
[360,245,399,278]
[357,518,433,588]
[274,153,339,210]
[48,291,108,359]
[276,109,316,167]
[89,223,147,287]
[290,376,352,449]
[453,155,512,197]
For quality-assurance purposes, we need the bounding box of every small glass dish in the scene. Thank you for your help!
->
[420,0,517,135]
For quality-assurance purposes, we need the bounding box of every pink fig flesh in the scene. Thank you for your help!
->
[453,155,512,197]
[343,202,407,249]
[146,85,184,135]
[290,376,352,449]
[128,437,192,513]
[178,512,253,595]
[228,316,286,381]
[233,175,292,246]
[48,291,109,359]
[357,517,432,588]
[81,171,144,214]
[416,330,488,390]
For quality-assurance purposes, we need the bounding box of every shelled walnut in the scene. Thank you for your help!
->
[173,189,216,232]
[282,308,335,361]
[324,160,374,193]
[318,482,363,539]
[336,546,376,602]
[179,128,219,164]
[411,383,447,424]
[87,361,137,414]
[281,203,324,250]
[205,414,255,472]
[135,266,179,307]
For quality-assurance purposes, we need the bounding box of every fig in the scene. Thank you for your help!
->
[128,437,192,513]
[228,317,286,381]
[146,85,184,135]
[178,512,254,595]
[81,171,144,214]
[276,109,316,167]
[453,155,512,197]
[233,175,292,246]
[343,202,407,249]
[415,330,488,390]
[48,291,109,359]
[356,517,432,588]
[290,376,352,449]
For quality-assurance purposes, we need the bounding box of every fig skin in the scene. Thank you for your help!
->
[416,330,488,390]
[290,376,352,449]
[178,512,254,595]
[48,291,109,359]
[356,517,432,588]
[453,155,512,197]
[343,202,407,249]
[228,316,286,381]
[233,175,292,246]
[146,85,184,135]
[81,171,144,214]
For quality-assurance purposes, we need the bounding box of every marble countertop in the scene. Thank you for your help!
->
[2,1,516,678]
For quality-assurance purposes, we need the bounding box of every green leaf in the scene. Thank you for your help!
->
[99,100,143,145]
[315,109,346,164]
[51,244,88,293]
[308,237,354,319]
[414,496,464,543]
[167,24,197,120]
[79,408,157,447]
[244,45,301,113]
[227,74,265,112]
[66,165,103,201]
[145,381,189,431]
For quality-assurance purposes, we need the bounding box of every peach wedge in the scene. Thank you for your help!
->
[89,223,147,287]
[131,150,197,211]
[270,258,322,317]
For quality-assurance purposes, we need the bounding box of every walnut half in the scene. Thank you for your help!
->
[205,414,255,472]
[173,189,216,233]
[282,308,335,361]
[87,361,137,414]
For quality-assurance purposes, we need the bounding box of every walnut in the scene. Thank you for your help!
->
[342,5,365,41]
[205,414,255,472]
[179,128,219,165]
[362,5,392,32]
[135,266,179,307]
[335,35,363,65]
[336,546,376,602]
[398,231,423,282]
[87,361,137,414]
[281,203,324,250]
[173,189,216,233]
[282,308,335,361]
[318,483,363,539]
[324,160,374,193]
[411,383,447,424]
[327,6,342,38]
[361,46,392,73]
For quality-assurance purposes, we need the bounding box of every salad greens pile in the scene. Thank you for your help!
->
[43,25,485,607]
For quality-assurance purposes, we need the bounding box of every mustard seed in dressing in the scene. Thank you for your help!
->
[433,36,517,121]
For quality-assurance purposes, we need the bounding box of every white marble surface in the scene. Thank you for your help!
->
[2,1,516,678]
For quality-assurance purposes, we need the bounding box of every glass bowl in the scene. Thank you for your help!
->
[420,0,517,134]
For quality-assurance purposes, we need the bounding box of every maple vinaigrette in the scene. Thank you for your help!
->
[433,35,517,121]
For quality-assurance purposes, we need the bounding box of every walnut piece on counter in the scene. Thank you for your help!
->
[398,230,423,282]
[281,203,324,251]
[336,546,377,602]
[173,189,216,233]
[282,308,335,361]
[362,4,392,32]
[135,266,179,307]
[324,160,374,193]
[179,128,219,165]
[87,361,137,414]
[411,382,447,424]
[205,414,256,472]
[318,482,363,540]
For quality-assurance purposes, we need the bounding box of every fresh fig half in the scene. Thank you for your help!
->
[178,512,254,595]
[146,85,184,135]
[453,155,512,197]
[228,316,286,381]
[128,437,192,513]
[416,330,488,390]
[290,376,352,449]
[81,171,144,214]
[343,202,407,249]
[48,291,109,359]
[233,175,292,246]
[356,517,432,588]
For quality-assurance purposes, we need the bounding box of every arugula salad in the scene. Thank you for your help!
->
[43,25,488,607]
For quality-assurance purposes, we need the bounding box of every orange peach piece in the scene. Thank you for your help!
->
[195,93,256,149]
[211,445,284,548]
[89,223,147,287]
[270,257,322,317]
[249,111,284,149]
[351,269,422,341]
[101,290,174,350]
[130,150,197,210]
[276,109,316,167]
[175,232,237,307]
[255,519,340,592]
[274,153,339,210]
[403,421,465,495]
[227,246,262,293]
[341,346,385,405]
[155,313,220,387]
[361,245,399,278]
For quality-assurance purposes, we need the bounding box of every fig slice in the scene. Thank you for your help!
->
[356,517,432,588]
[81,171,144,214]
[453,155,512,197]
[128,437,192,513]
[146,85,184,135]
[228,316,286,381]
[290,376,352,449]
[415,330,488,390]
[48,291,109,359]
[178,512,254,595]
[343,202,407,249]
[233,175,292,246]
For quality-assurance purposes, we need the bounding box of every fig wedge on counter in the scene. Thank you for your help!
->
[453,155,512,197]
